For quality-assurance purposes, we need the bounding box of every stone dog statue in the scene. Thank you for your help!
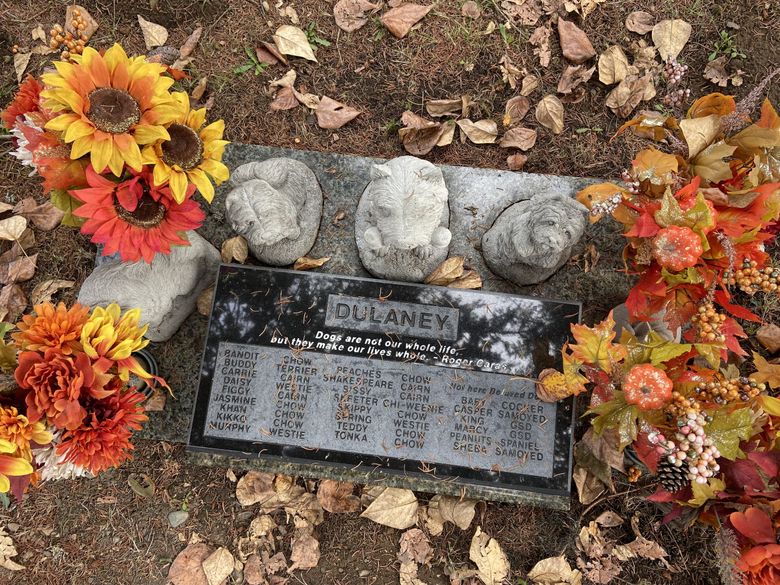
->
[225,158,323,265]
[355,156,452,282]
[482,193,587,286]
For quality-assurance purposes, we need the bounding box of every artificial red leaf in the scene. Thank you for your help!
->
[625,208,660,237]
[633,431,661,473]
[723,458,765,494]
[730,508,775,545]
[714,289,761,323]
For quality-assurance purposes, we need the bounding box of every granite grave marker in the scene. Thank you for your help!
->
[188,264,580,507]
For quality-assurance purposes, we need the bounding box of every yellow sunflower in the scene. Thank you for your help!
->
[40,44,179,177]
[142,92,229,204]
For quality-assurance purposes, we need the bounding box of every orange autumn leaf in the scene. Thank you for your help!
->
[576,183,628,223]
[687,93,736,118]
[632,148,679,185]
[757,97,780,130]
[752,352,780,389]
[569,312,627,374]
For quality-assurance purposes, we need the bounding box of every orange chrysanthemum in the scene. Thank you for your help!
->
[56,388,147,474]
[0,405,52,460]
[40,44,178,177]
[13,302,90,355]
[1,75,43,129]
[737,545,780,585]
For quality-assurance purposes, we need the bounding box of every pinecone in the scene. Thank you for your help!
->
[657,458,689,492]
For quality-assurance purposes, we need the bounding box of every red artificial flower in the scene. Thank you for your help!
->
[736,545,780,585]
[652,225,703,272]
[56,388,148,474]
[1,75,42,129]
[70,165,204,263]
[622,364,673,410]
[15,349,112,431]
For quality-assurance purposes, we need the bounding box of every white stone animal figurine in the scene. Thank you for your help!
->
[481,193,587,286]
[355,156,452,281]
[225,158,322,265]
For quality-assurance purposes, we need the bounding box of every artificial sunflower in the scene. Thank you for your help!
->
[40,44,178,177]
[142,91,229,203]
[70,165,204,263]
[0,438,33,494]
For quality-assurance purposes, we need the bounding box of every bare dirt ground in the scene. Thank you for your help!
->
[0,0,779,583]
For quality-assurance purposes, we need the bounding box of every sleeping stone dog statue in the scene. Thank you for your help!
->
[355,156,452,282]
[481,193,588,286]
[225,158,323,265]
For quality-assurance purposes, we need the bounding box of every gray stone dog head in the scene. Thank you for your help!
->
[366,156,448,250]
[507,193,587,269]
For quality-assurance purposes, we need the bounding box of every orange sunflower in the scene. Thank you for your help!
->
[142,91,229,203]
[40,44,178,177]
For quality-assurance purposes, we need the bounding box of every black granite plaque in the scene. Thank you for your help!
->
[188,265,580,505]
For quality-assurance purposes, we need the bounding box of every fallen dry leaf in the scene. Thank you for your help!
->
[31,25,46,43]
[457,119,498,144]
[430,495,476,530]
[598,46,630,85]
[535,95,565,134]
[594,511,624,527]
[679,114,720,158]
[0,527,24,571]
[437,120,456,146]
[138,15,168,49]
[0,254,37,285]
[65,5,98,40]
[500,127,537,151]
[504,96,530,126]
[605,74,653,118]
[557,65,595,94]
[14,53,31,84]
[499,53,523,89]
[30,279,74,306]
[577,0,605,19]
[521,74,540,96]
[202,547,234,585]
[461,0,481,18]
[529,24,552,68]
[221,236,249,264]
[399,528,433,565]
[757,324,780,354]
[398,111,445,155]
[256,41,287,66]
[652,19,692,61]
[294,256,331,271]
[449,270,482,289]
[507,153,528,170]
[334,0,380,32]
[572,464,605,505]
[13,197,63,230]
[168,543,214,585]
[316,96,361,129]
[625,11,654,34]
[177,26,203,62]
[191,76,209,101]
[0,217,27,242]
[502,0,542,26]
[360,487,418,529]
[289,524,320,572]
[426,98,462,117]
[527,555,582,584]
[271,86,299,111]
[469,527,509,585]
[703,55,733,88]
[197,285,214,316]
[273,25,317,62]
[0,284,27,323]
[316,480,361,513]
[425,256,464,285]
[558,20,596,64]
[381,3,433,39]
[144,387,167,412]
[236,471,276,506]
[243,554,266,585]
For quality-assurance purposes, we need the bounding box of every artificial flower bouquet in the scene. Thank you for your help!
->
[540,89,780,584]
[2,43,229,263]
[0,301,164,501]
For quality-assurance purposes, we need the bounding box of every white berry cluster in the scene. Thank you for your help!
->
[620,170,640,195]
[589,192,624,217]
[649,412,721,485]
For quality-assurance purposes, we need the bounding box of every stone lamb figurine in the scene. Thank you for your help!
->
[355,156,452,281]
[481,193,587,286]
[225,158,322,265]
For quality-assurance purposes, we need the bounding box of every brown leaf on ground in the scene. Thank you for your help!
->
[13,53,31,84]
[425,256,465,285]
[197,286,214,316]
[499,53,523,89]
[31,279,74,306]
[398,111,445,155]
[0,254,37,285]
[144,387,167,412]
[293,256,330,271]
[625,11,654,34]
[558,20,596,64]
[429,495,476,530]
[202,547,233,585]
[168,543,215,585]
[398,528,433,565]
[535,95,565,134]
[503,96,530,127]
[437,120,456,146]
[177,26,203,61]
[521,74,540,96]
[572,464,605,505]
[316,480,361,513]
[360,487,418,529]
[557,65,595,94]
[605,74,654,118]
[221,236,248,264]
[236,471,276,506]
[0,527,24,571]
[457,119,498,144]
[273,25,317,62]
[507,153,528,170]
[65,5,98,40]
[598,46,630,85]
[469,527,510,585]
[315,96,361,129]
[502,0,542,26]
[191,76,209,102]
[528,555,582,584]
[0,285,27,323]
[285,492,325,526]
[529,24,552,68]
[256,41,287,66]
[757,324,780,354]
[594,511,624,527]
[334,0,380,32]
[270,86,299,111]
[0,217,27,243]
[243,554,267,585]
[703,55,730,87]
[138,15,168,49]
[425,98,462,117]
[500,127,537,151]
[288,525,320,572]
[13,197,63,230]
[449,270,482,289]
[381,3,433,39]
[576,555,620,584]
[461,1,481,18]
[652,19,692,61]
